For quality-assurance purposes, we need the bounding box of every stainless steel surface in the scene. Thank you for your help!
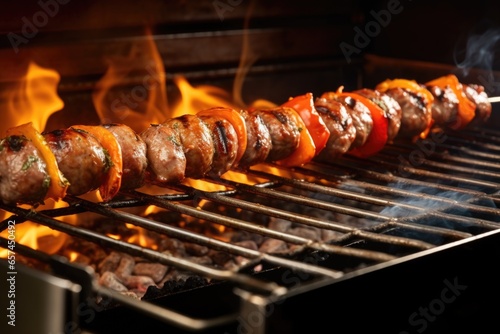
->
[0,259,81,334]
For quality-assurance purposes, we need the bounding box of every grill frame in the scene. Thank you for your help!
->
[2,1,500,332]
[2,124,500,333]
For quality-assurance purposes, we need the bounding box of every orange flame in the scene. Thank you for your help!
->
[171,75,240,118]
[123,206,159,249]
[0,202,76,258]
[92,28,167,133]
[0,61,73,258]
[0,12,290,258]
[0,61,64,136]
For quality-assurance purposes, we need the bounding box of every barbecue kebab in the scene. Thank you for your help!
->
[0,74,492,205]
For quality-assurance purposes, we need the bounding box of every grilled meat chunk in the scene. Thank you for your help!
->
[140,123,186,186]
[425,85,459,127]
[353,88,402,142]
[252,107,301,162]
[198,114,239,177]
[103,123,148,190]
[383,87,432,138]
[314,97,356,159]
[463,84,492,126]
[237,109,272,168]
[168,115,214,179]
[0,135,49,205]
[44,128,108,196]
[322,92,373,149]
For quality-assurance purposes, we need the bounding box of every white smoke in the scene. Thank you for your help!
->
[454,22,500,79]
[454,24,500,95]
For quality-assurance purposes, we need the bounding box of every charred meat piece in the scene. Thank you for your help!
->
[103,123,148,190]
[252,107,301,162]
[0,135,49,205]
[237,109,272,168]
[168,114,214,179]
[140,123,186,186]
[425,85,459,127]
[353,88,402,142]
[463,84,492,126]
[44,128,108,196]
[314,97,356,159]
[322,92,373,149]
[198,114,239,177]
[383,87,432,138]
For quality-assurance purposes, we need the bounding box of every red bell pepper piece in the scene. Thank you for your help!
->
[281,92,330,156]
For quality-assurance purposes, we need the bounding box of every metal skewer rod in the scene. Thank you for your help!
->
[488,96,500,103]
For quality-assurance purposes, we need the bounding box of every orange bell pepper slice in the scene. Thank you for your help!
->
[72,125,123,201]
[197,107,248,165]
[274,107,316,167]
[281,92,330,156]
[425,74,476,130]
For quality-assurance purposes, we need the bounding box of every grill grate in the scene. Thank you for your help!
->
[1,126,500,332]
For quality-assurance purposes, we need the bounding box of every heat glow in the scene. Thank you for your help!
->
[1,24,283,259]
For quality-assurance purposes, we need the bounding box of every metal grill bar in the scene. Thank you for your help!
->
[0,236,242,331]
[0,204,284,295]
[315,159,500,204]
[242,169,496,233]
[66,195,350,277]
[368,156,500,189]
[202,178,450,247]
[124,189,396,263]
[217,176,468,244]
[202,187,471,243]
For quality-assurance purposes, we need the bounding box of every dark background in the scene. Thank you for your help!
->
[366,0,500,69]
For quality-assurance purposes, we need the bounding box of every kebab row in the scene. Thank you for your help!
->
[0,74,492,206]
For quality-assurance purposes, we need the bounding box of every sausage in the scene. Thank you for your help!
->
[425,85,459,127]
[0,135,48,205]
[314,97,356,159]
[252,107,301,162]
[237,109,272,168]
[140,123,186,186]
[44,128,108,196]
[353,88,402,142]
[383,87,432,138]
[198,114,239,177]
[323,92,373,149]
[463,84,492,126]
[167,115,214,179]
[103,123,148,190]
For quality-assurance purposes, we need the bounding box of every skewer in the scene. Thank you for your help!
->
[488,96,500,103]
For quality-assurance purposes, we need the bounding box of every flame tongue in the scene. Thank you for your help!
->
[92,28,168,133]
[1,61,64,137]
